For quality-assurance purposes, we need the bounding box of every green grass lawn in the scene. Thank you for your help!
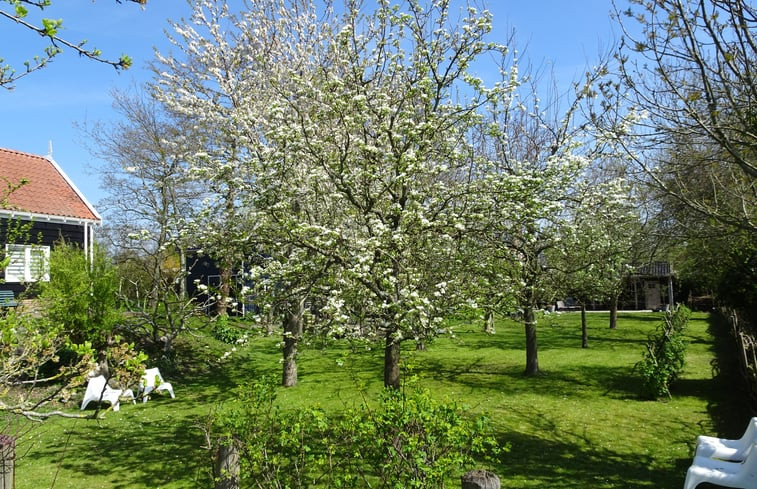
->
[12,310,746,488]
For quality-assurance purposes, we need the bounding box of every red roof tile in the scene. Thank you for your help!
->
[0,148,100,222]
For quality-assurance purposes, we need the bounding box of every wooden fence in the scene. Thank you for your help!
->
[727,309,757,410]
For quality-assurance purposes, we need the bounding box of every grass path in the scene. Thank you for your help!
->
[14,310,746,488]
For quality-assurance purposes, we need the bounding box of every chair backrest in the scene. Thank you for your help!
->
[142,368,164,387]
[743,417,757,442]
[86,375,107,394]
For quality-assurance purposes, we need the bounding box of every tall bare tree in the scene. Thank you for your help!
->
[611,0,757,232]
[83,89,203,354]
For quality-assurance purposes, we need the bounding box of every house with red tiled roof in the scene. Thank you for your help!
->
[0,147,101,293]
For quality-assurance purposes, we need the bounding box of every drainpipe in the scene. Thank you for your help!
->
[84,222,89,267]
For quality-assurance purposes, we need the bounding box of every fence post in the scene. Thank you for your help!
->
[0,435,15,489]
[461,469,499,489]
[214,440,239,489]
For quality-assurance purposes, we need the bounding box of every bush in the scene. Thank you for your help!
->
[637,305,691,399]
[210,376,502,488]
[210,316,248,345]
[36,241,121,348]
[342,379,502,488]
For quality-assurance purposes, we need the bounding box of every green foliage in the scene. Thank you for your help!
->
[211,375,501,488]
[0,307,99,419]
[676,229,757,315]
[213,375,334,488]
[40,17,61,37]
[447,304,483,322]
[637,305,691,399]
[36,241,122,348]
[210,315,248,345]
[0,177,33,279]
[345,377,503,488]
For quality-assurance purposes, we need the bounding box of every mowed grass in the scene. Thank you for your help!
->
[12,310,746,488]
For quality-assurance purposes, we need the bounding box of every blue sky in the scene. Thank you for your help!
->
[0,0,618,211]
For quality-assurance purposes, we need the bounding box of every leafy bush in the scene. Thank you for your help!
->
[211,315,248,345]
[36,241,121,348]
[31,241,147,390]
[342,379,502,488]
[210,376,502,488]
[637,305,691,399]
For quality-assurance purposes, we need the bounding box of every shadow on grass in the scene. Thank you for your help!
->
[20,311,734,488]
[17,335,292,488]
[703,312,755,439]
[414,352,654,401]
[490,430,689,489]
[167,331,286,404]
[29,402,212,488]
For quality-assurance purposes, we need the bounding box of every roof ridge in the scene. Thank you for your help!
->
[0,147,47,160]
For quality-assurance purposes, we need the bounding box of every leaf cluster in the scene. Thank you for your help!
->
[0,0,145,88]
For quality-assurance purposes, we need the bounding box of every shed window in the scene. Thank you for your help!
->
[4,244,50,282]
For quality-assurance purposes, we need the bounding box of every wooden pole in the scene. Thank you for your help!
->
[0,435,15,489]
[214,441,239,489]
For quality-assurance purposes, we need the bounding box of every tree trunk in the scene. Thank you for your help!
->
[609,294,619,329]
[484,309,495,334]
[179,248,187,300]
[524,307,539,376]
[384,331,401,389]
[265,307,275,336]
[282,297,305,388]
[216,263,232,317]
[581,304,588,349]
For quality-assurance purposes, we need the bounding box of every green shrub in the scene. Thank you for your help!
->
[637,305,691,399]
[341,378,502,488]
[36,241,121,348]
[210,315,248,345]
[211,376,336,488]
[210,376,502,488]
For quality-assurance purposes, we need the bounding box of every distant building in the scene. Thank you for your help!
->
[624,261,675,311]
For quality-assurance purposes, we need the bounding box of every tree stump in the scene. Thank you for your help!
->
[461,469,500,489]
[214,441,240,489]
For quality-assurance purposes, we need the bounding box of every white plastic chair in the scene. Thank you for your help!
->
[139,367,175,403]
[80,375,134,412]
[696,417,757,462]
[684,443,757,489]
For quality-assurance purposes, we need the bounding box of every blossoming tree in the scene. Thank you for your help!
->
[470,67,632,375]
[259,0,509,388]
[155,0,510,388]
